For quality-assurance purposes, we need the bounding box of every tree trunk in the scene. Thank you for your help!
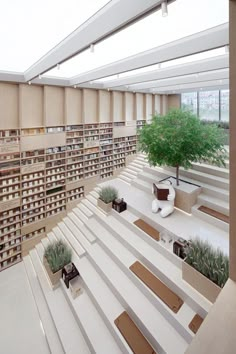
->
[176,164,180,186]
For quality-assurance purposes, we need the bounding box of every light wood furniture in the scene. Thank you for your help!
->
[130,261,184,313]
[114,311,157,354]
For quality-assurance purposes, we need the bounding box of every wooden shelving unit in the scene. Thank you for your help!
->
[0,122,139,271]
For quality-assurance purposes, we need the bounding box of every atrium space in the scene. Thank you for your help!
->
[0,1,235,354]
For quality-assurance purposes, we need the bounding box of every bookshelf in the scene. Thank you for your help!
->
[0,121,138,271]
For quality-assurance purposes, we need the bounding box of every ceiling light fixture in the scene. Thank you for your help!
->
[38,74,42,80]
[161,0,168,17]
[28,81,31,85]
[57,63,60,70]
[90,44,94,53]
[74,85,77,88]
[107,88,110,91]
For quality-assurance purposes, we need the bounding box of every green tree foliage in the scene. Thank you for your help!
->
[138,108,227,185]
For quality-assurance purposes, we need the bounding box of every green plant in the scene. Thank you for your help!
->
[185,238,229,288]
[99,185,118,204]
[44,240,72,273]
[138,108,227,185]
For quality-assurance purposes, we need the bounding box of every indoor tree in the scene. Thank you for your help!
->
[138,108,227,185]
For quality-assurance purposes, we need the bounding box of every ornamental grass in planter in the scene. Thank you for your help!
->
[43,240,72,288]
[182,238,229,302]
[97,185,118,213]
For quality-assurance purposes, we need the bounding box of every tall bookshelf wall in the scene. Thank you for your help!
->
[0,84,177,271]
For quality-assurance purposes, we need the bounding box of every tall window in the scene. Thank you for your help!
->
[199,91,219,121]
[220,90,229,121]
[181,90,229,122]
[181,92,198,114]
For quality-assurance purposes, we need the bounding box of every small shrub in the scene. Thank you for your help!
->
[185,238,229,288]
[44,240,72,273]
[99,186,118,204]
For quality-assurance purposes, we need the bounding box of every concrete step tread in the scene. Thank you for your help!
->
[77,203,93,218]
[73,207,89,224]
[23,256,65,354]
[58,221,86,257]
[29,249,91,354]
[118,175,131,183]
[85,243,188,354]
[68,212,96,243]
[142,167,229,197]
[198,194,229,211]
[192,162,229,174]
[82,198,107,218]
[60,279,123,354]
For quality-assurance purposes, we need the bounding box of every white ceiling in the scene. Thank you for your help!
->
[0,0,229,94]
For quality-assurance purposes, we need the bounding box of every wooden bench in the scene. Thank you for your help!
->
[188,314,204,334]
[134,219,160,241]
[198,206,229,224]
[114,311,157,354]
[130,261,183,313]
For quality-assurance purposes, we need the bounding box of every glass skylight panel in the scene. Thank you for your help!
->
[45,0,228,79]
[0,0,110,72]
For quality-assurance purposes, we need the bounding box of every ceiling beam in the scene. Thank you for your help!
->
[99,54,229,89]
[116,68,229,91]
[70,23,229,86]
[149,78,229,94]
[24,0,174,82]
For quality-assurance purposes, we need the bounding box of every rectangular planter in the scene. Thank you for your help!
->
[97,198,112,213]
[182,261,221,303]
[43,256,62,288]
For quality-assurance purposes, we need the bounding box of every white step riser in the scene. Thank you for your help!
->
[82,198,106,219]
[68,212,96,244]
[191,207,229,232]
[192,164,229,179]
[23,257,64,354]
[197,196,229,216]
[87,218,192,343]
[132,179,150,194]
[124,169,138,176]
[202,186,229,203]
[85,244,188,353]
[78,203,93,218]
[111,209,182,269]
[118,175,131,184]
[128,166,143,173]
[92,213,208,318]
[78,261,132,354]
[60,284,97,354]
[121,171,136,180]
[29,249,91,354]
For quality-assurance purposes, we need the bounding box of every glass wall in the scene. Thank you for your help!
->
[181,89,229,121]
[181,92,198,114]
[199,90,219,121]
[221,90,229,122]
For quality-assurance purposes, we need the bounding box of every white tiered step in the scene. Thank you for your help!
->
[28,247,91,354]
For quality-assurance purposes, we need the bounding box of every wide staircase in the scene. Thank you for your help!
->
[23,155,228,354]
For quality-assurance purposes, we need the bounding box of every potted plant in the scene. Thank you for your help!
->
[97,185,118,213]
[43,240,72,288]
[182,238,229,303]
[138,108,227,186]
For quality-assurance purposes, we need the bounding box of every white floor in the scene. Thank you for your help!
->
[99,178,229,255]
[0,262,50,354]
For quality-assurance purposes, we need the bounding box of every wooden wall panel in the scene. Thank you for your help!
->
[65,88,82,125]
[83,89,98,123]
[0,83,19,129]
[112,91,124,122]
[124,92,134,122]
[135,93,145,121]
[168,94,181,110]
[44,86,64,126]
[153,94,161,115]
[98,90,111,122]
[145,93,153,121]
[19,84,43,128]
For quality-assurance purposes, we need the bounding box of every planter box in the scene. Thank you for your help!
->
[182,261,221,303]
[43,256,62,288]
[97,198,112,213]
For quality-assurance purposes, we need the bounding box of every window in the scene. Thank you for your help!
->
[220,90,229,122]
[181,92,198,114]
[199,91,219,121]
